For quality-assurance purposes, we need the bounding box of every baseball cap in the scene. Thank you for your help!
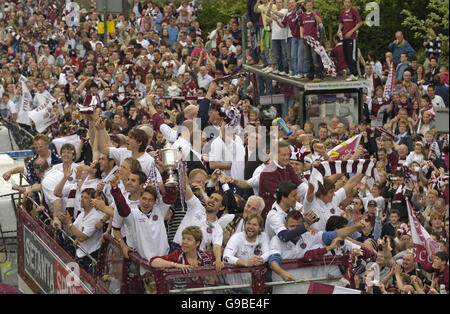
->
[367,200,377,207]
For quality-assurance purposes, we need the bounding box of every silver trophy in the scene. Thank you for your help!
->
[161,142,179,187]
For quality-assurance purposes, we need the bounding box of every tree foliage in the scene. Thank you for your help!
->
[196,0,247,32]
[401,0,449,66]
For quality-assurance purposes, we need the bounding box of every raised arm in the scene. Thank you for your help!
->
[343,173,365,198]
[109,175,131,218]
[95,118,110,156]
[54,164,73,197]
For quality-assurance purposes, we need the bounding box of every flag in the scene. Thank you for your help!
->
[28,95,58,133]
[307,282,362,294]
[310,159,379,193]
[383,63,395,101]
[65,1,80,28]
[327,134,362,161]
[304,36,337,78]
[52,134,81,155]
[407,199,444,264]
[78,94,98,114]
[17,76,32,126]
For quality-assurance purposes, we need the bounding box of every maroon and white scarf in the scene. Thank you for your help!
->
[310,159,379,193]
[304,36,337,77]
[430,172,449,191]
[177,250,213,266]
[393,184,406,204]
[65,189,77,218]
[78,94,100,114]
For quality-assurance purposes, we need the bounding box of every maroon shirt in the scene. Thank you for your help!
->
[300,11,321,39]
[259,162,302,221]
[331,43,348,71]
[282,10,301,39]
[339,8,362,40]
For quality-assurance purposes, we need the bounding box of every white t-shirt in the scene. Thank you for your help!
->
[404,152,424,167]
[265,202,302,240]
[172,136,191,161]
[122,201,171,261]
[52,162,78,182]
[197,73,214,89]
[248,163,266,196]
[41,169,64,215]
[61,177,100,219]
[303,187,347,231]
[111,189,140,250]
[209,136,245,179]
[73,208,104,258]
[431,95,446,110]
[269,230,324,260]
[223,231,270,265]
[218,214,244,232]
[173,195,223,251]
[271,8,288,40]
[108,147,162,182]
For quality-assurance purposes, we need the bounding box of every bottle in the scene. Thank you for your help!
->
[276,117,292,136]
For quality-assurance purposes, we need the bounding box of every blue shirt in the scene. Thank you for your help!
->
[167,25,179,48]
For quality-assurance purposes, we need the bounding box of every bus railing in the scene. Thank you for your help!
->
[18,200,355,294]
[97,234,353,294]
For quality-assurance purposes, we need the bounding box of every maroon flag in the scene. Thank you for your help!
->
[407,199,444,264]
[327,134,362,161]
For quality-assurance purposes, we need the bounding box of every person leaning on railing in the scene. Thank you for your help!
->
[150,226,214,273]
[58,188,104,274]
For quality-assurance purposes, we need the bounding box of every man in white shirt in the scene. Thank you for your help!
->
[427,85,446,110]
[110,175,177,264]
[173,176,225,272]
[223,213,270,293]
[24,158,63,226]
[32,81,53,108]
[97,121,163,186]
[209,124,246,180]
[268,211,367,293]
[269,0,289,75]
[59,188,104,274]
[303,163,365,231]
[136,32,150,50]
[197,66,214,89]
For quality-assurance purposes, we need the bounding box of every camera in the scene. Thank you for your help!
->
[216,170,221,176]
[77,127,88,138]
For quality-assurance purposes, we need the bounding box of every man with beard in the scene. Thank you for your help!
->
[219,195,265,248]
[173,174,226,272]
[223,213,270,293]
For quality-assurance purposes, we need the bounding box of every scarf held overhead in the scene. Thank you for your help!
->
[310,159,379,193]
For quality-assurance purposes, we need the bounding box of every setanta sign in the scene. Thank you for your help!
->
[23,226,91,294]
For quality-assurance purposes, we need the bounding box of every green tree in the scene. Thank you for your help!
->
[197,0,247,33]
[401,0,449,66]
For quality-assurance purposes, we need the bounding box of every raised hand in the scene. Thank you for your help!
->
[63,163,73,179]
[109,174,120,189]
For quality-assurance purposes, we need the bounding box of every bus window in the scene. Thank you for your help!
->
[306,92,359,133]
[101,243,123,294]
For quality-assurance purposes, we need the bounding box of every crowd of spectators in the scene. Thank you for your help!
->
[0,0,448,294]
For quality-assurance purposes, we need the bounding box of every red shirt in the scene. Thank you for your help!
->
[300,11,321,39]
[259,162,302,221]
[331,43,348,71]
[282,11,301,39]
[182,80,198,95]
[150,249,213,266]
[339,8,362,40]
